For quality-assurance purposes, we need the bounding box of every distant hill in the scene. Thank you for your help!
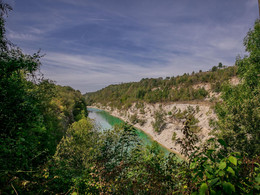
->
[85,65,238,109]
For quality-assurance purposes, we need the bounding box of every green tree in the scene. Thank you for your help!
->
[0,4,88,193]
[45,118,100,193]
[152,110,166,132]
[211,66,218,72]
[215,20,260,157]
[0,0,12,50]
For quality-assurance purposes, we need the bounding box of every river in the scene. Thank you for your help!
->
[88,107,170,154]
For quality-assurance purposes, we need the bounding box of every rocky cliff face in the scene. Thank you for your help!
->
[92,102,216,156]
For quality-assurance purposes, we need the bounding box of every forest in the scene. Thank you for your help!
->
[85,65,237,109]
[0,2,259,194]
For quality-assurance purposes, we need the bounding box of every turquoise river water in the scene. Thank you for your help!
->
[88,108,170,154]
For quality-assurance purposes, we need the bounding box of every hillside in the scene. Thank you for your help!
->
[85,65,238,109]
[85,66,240,154]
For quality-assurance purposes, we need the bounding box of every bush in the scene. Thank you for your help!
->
[130,113,139,124]
[172,132,177,141]
[212,66,218,72]
[152,110,166,132]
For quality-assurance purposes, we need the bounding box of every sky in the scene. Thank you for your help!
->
[5,0,259,93]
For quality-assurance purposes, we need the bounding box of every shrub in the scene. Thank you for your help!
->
[172,132,177,141]
[130,113,139,124]
[152,110,165,132]
[196,105,200,113]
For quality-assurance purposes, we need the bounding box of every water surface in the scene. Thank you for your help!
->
[88,107,169,154]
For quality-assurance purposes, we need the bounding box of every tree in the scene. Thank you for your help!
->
[212,66,218,72]
[0,3,88,193]
[0,0,12,50]
[152,110,166,132]
[215,20,260,157]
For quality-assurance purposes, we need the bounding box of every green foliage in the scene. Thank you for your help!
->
[212,81,222,92]
[176,115,199,157]
[152,110,166,132]
[0,5,88,193]
[218,62,223,68]
[0,0,12,51]
[174,108,187,119]
[173,106,200,133]
[44,122,185,194]
[43,118,100,194]
[196,105,200,113]
[172,132,177,141]
[211,66,218,72]
[85,65,236,109]
[129,113,139,124]
[199,183,208,195]
[187,138,260,194]
[0,5,53,190]
[54,118,98,171]
[129,113,145,126]
[215,20,260,157]
[1,3,259,194]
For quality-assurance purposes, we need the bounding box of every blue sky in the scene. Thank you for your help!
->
[5,0,259,93]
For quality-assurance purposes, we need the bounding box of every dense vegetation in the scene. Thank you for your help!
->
[1,2,259,194]
[85,65,237,109]
[215,19,260,157]
[0,3,87,193]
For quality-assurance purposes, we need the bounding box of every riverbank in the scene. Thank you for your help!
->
[88,105,185,159]
[89,102,216,159]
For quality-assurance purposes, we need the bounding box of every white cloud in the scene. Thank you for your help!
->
[7,0,258,93]
[8,30,40,41]
[40,47,235,93]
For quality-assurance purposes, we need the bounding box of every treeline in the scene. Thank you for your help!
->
[85,64,237,109]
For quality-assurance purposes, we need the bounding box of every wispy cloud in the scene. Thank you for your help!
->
[8,30,40,41]
[41,52,152,92]
[6,0,259,93]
